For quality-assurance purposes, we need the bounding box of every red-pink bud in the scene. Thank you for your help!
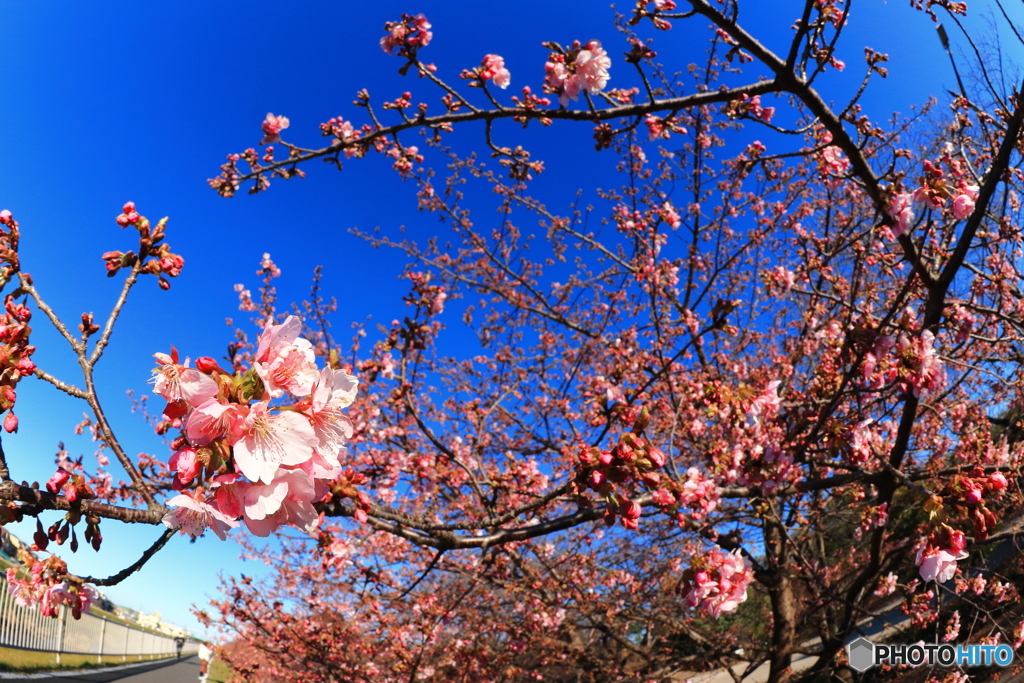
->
[3,411,18,433]
[16,358,35,376]
[195,357,223,375]
[45,467,70,494]
[597,450,614,466]
[122,201,135,214]
[163,399,189,420]
[646,447,667,469]
[988,472,1008,491]
[116,214,130,227]
[947,528,967,554]
[0,210,11,225]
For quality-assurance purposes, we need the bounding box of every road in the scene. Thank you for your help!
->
[13,656,202,683]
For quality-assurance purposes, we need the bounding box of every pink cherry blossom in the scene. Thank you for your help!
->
[162,489,238,540]
[573,41,611,95]
[152,355,218,407]
[253,316,319,398]
[874,572,898,597]
[308,366,358,462]
[168,447,201,487]
[480,54,511,89]
[232,401,318,484]
[661,202,682,229]
[211,473,245,519]
[900,330,944,397]
[916,547,967,582]
[260,113,290,145]
[242,468,319,537]
[746,379,782,425]
[952,185,978,220]
[681,547,754,618]
[888,192,915,237]
[185,398,247,447]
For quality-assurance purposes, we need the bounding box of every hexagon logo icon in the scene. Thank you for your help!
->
[847,637,875,672]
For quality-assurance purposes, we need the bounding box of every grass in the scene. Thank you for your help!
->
[0,645,176,674]
[208,658,233,683]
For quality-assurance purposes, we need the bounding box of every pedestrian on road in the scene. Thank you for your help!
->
[175,636,185,659]
[198,642,214,683]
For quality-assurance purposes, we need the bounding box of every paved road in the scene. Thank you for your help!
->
[19,656,202,683]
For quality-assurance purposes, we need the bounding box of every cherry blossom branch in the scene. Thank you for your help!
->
[0,481,165,524]
[320,494,653,551]
[215,82,781,193]
[89,259,143,366]
[15,266,158,509]
[17,275,82,353]
[72,528,175,587]
[32,367,88,399]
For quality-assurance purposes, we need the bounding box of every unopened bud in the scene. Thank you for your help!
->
[3,411,18,433]
[646,447,667,469]
[195,357,223,375]
[632,406,651,434]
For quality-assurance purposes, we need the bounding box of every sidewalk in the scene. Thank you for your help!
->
[0,655,187,680]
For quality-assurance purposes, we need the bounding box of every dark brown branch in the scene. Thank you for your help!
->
[0,481,166,524]
[72,528,175,586]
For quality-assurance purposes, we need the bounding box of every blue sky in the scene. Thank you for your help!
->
[0,1,994,638]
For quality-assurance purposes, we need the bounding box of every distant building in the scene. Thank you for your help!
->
[0,526,27,561]
[136,611,190,638]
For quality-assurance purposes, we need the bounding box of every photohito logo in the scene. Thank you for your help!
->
[847,638,1014,672]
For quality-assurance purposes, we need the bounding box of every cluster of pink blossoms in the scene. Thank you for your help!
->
[679,547,755,618]
[158,315,359,539]
[915,526,968,583]
[544,40,611,106]
[461,54,511,89]
[380,13,432,56]
[260,113,290,145]
[6,552,97,620]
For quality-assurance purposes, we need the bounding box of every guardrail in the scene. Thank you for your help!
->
[0,576,198,663]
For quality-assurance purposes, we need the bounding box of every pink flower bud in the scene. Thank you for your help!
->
[989,472,1008,491]
[965,488,983,505]
[194,357,223,375]
[122,201,135,214]
[116,214,130,227]
[169,447,200,486]
[0,210,11,225]
[3,411,18,433]
[948,529,967,555]
[46,467,70,494]
[646,447,667,469]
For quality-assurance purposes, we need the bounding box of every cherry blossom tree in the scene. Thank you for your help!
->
[4,1,1024,682]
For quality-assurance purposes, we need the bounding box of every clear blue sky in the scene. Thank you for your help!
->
[0,1,992,638]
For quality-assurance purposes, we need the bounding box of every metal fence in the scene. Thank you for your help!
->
[0,576,199,663]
